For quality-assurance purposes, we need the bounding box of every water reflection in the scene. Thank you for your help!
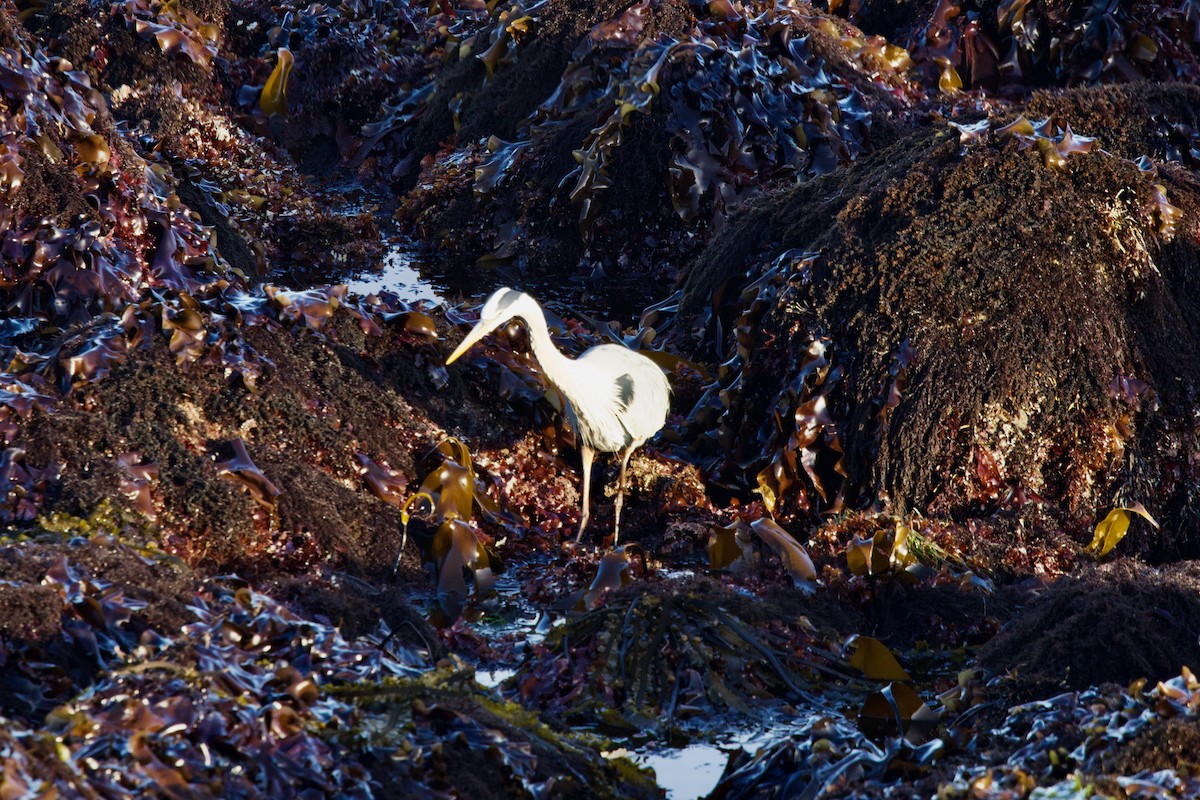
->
[636,744,733,800]
[476,667,517,688]
[632,722,779,800]
[346,247,445,305]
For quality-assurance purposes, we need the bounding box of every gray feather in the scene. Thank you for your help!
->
[615,373,635,411]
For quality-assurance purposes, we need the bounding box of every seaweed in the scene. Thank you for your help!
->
[395,0,916,292]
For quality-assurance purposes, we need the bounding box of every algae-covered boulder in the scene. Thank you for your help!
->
[380,0,1200,304]
[388,0,916,301]
[980,559,1200,695]
[678,84,1200,558]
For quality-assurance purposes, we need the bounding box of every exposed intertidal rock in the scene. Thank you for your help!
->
[980,559,1200,697]
[4,0,1200,796]
[678,89,1200,558]
[393,0,918,306]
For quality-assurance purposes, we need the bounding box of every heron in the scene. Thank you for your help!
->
[445,287,670,544]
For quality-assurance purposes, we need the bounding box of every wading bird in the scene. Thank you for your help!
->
[446,288,670,544]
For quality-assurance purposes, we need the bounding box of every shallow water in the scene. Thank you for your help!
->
[345,238,658,326]
[346,246,446,305]
[633,725,777,800]
[636,744,732,800]
[476,667,517,688]
[464,560,809,800]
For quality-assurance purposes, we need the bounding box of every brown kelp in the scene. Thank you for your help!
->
[836,0,1200,91]
[0,554,654,798]
[515,575,837,727]
[0,8,456,545]
[394,0,919,292]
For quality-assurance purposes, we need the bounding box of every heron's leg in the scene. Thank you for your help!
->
[612,443,638,544]
[575,444,595,543]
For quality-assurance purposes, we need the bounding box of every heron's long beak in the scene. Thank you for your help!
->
[445,324,493,365]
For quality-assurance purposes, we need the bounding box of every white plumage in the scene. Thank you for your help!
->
[446,288,670,543]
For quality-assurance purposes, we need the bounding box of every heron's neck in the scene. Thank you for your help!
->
[522,309,576,390]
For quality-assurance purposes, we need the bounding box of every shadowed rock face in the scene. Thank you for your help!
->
[678,86,1200,558]
[980,559,1200,694]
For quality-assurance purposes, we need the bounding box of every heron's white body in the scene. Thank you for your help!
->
[446,288,670,543]
[546,344,669,451]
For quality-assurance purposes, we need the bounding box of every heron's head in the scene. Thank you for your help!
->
[445,287,530,365]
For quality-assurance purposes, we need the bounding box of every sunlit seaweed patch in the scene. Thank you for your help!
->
[683,249,847,515]
[399,438,507,623]
[0,572,428,798]
[0,14,451,527]
[77,0,470,279]
[954,111,1186,243]
[938,670,1200,799]
[388,0,1200,299]
[699,645,1200,798]
[708,714,943,798]
[708,516,818,590]
[116,0,222,67]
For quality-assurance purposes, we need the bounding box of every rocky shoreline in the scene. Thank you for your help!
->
[0,0,1199,796]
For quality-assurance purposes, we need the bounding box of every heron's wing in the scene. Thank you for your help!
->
[614,373,635,412]
[575,345,671,445]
